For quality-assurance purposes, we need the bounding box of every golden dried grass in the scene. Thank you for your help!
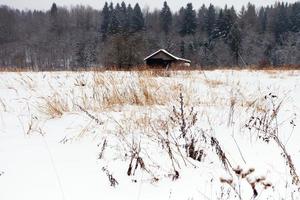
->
[204,79,226,88]
[39,93,70,118]
[98,75,166,109]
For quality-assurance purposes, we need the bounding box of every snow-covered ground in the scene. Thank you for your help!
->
[0,70,300,200]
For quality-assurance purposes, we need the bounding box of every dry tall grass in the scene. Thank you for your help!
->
[35,71,187,117]
[39,93,70,118]
[27,68,297,121]
[91,72,178,109]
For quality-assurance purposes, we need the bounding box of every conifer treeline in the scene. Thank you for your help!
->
[0,1,299,69]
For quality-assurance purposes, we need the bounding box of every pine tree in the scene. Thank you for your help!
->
[179,3,197,36]
[160,1,172,35]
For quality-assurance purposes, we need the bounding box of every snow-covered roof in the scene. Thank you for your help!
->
[144,49,191,63]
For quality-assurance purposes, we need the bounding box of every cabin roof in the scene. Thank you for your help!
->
[144,49,191,63]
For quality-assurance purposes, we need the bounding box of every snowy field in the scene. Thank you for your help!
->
[0,70,300,200]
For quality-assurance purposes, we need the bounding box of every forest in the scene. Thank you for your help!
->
[0,1,299,69]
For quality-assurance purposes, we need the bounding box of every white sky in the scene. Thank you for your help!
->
[0,0,298,11]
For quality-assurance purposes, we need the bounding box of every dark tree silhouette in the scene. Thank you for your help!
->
[179,3,197,36]
[160,1,172,35]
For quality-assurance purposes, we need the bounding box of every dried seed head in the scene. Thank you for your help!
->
[249,168,255,173]
[233,166,243,176]
[262,182,272,189]
[256,176,266,183]
[242,168,255,178]
[220,177,233,185]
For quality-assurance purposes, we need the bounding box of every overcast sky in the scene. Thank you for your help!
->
[1,0,298,11]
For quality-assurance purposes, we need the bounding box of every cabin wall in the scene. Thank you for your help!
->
[146,59,173,67]
[146,59,190,68]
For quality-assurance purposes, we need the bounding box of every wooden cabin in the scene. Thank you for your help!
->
[144,49,191,68]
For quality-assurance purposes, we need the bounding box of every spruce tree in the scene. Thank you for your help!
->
[215,6,237,39]
[180,3,197,36]
[109,6,120,34]
[119,2,128,33]
[204,4,216,38]
[160,1,172,35]
[49,3,60,35]
[100,2,110,39]
[215,9,225,38]
[50,3,57,18]
[126,4,133,31]
[290,2,300,32]
[258,7,267,33]
[274,3,289,43]
[131,3,144,32]
[227,23,242,65]
[197,4,207,33]
[240,3,258,30]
